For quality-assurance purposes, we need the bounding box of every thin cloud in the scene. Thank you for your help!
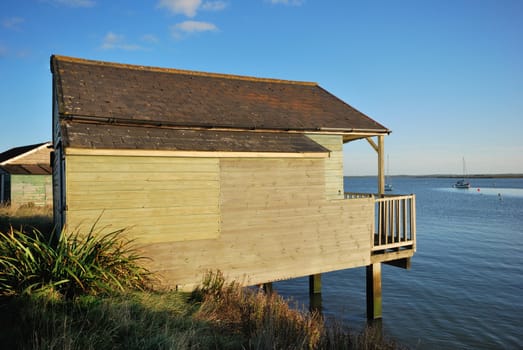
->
[0,45,31,59]
[158,0,226,17]
[2,17,24,30]
[171,20,218,39]
[100,32,143,51]
[141,34,160,44]
[47,0,95,7]
[158,0,201,17]
[202,1,227,11]
[269,0,304,5]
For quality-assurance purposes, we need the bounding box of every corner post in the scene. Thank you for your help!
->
[366,262,382,320]
[377,135,385,195]
[367,135,384,320]
[0,173,4,203]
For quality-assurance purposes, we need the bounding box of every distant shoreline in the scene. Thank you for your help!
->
[414,174,523,179]
[346,174,523,179]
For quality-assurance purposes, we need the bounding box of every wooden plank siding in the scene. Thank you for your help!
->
[306,134,344,200]
[10,175,52,206]
[65,155,221,242]
[217,158,372,286]
[64,137,374,289]
[141,156,373,289]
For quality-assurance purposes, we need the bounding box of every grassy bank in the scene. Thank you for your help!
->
[0,283,402,349]
[0,209,404,349]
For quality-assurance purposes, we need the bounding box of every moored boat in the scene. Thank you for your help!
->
[385,155,393,191]
[453,157,470,189]
[453,179,470,189]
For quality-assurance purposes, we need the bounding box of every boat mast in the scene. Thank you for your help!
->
[462,156,467,181]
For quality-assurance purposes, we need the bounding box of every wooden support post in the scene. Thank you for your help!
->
[0,173,4,204]
[377,135,385,195]
[309,274,322,312]
[366,263,382,320]
[262,282,273,294]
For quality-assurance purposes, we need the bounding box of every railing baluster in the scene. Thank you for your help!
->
[395,199,399,243]
[384,198,389,245]
[344,193,416,252]
[378,200,383,246]
[388,199,393,244]
[404,198,407,241]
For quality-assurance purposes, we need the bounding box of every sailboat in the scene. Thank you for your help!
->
[385,155,393,191]
[453,157,470,189]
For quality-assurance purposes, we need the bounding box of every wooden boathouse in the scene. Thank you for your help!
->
[51,55,416,319]
[0,142,53,207]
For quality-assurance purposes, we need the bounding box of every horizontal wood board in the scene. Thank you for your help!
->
[142,157,373,288]
[65,155,220,242]
[10,175,52,206]
[306,134,344,200]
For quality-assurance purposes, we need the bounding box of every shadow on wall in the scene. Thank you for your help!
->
[0,203,53,234]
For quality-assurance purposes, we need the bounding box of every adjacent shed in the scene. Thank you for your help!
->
[51,55,416,318]
[0,142,53,206]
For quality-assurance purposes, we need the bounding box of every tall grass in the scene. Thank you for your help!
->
[0,271,403,349]
[0,208,406,349]
[0,226,151,298]
[0,292,224,350]
[194,272,323,348]
[193,271,404,350]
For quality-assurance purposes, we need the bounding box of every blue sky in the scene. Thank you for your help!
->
[1,0,522,175]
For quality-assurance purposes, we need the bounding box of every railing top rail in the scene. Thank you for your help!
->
[344,192,415,201]
[375,194,415,202]
[343,192,374,199]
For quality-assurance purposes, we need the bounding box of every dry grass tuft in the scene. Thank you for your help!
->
[193,272,323,349]
[192,271,405,350]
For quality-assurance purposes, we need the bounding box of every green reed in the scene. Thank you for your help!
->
[0,225,151,298]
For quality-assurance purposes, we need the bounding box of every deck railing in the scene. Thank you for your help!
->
[344,192,374,199]
[344,192,416,253]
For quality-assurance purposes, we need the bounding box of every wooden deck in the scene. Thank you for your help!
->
[345,192,416,263]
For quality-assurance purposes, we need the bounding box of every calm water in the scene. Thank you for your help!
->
[274,177,523,349]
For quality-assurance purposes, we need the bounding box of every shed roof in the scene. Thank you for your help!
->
[0,164,52,175]
[51,55,389,135]
[0,142,50,165]
[62,120,329,154]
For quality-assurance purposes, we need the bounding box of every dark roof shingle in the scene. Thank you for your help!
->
[51,55,389,134]
[62,121,329,154]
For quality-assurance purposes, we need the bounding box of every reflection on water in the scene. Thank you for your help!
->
[275,177,523,350]
[437,186,523,198]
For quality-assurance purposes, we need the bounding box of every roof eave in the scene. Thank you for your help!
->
[60,114,390,135]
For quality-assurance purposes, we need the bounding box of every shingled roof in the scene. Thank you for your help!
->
[61,121,329,153]
[0,142,49,164]
[0,142,52,175]
[51,55,389,135]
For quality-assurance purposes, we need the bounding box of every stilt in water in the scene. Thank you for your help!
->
[262,282,273,294]
[366,263,382,320]
[309,273,322,312]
